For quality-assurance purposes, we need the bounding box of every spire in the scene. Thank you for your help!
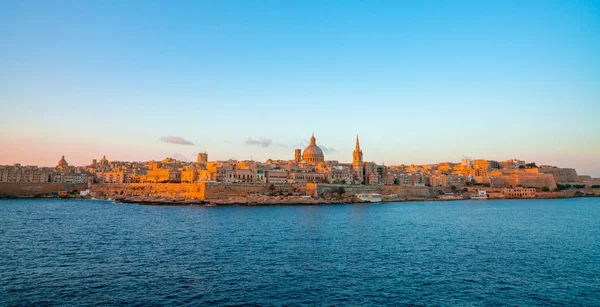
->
[310,133,316,145]
[355,134,360,150]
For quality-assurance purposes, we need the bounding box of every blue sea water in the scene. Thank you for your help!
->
[0,198,599,306]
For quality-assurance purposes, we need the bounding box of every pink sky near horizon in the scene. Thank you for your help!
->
[2,135,599,177]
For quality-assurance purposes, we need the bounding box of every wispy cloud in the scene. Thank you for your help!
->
[245,137,273,148]
[320,145,336,153]
[245,137,288,148]
[160,136,195,146]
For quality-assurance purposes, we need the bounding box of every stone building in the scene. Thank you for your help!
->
[97,171,127,183]
[0,165,53,183]
[266,169,288,184]
[288,172,325,184]
[503,187,536,198]
[146,169,181,183]
[197,152,208,163]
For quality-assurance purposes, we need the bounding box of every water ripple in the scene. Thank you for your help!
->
[1,198,599,305]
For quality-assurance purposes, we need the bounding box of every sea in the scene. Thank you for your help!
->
[0,198,599,306]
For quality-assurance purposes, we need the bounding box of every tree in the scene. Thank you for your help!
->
[541,186,550,192]
[451,185,457,192]
[525,162,538,169]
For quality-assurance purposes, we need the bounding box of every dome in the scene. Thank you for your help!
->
[57,155,68,168]
[302,133,325,163]
[303,145,324,157]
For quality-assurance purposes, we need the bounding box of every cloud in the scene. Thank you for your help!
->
[320,145,336,153]
[160,136,195,146]
[245,137,273,148]
[293,139,311,149]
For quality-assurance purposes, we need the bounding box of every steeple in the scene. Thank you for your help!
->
[310,132,316,146]
[352,134,364,184]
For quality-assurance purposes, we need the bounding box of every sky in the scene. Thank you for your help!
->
[1,0,599,176]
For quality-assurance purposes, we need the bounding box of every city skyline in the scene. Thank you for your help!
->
[1,1,599,176]
[1,131,599,177]
[1,133,595,178]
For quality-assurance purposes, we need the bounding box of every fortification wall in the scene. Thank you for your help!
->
[306,184,383,198]
[502,174,557,190]
[203,183,305,199]
[0,183,89,197]
[383,186,434,198]
[90,183,306,200]
[538,168,580,183]
[580,177,600,187]
[90,183,205,199]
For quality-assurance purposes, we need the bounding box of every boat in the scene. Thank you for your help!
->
[356,193,382,202]
[368,193,382,202]
[470,190,488,200]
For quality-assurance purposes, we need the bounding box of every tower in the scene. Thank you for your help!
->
[197,152,208,163]
[294,149,301,162]
[352,135,364,183]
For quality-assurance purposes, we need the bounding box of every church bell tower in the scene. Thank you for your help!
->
[353,134,364,183]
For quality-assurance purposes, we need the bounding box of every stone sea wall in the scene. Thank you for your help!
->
[93,183,433,201]
[0,183,89,197]
[503,174,557,190]
[538,168,580,184]
[90,182,306,200]
[307,183,383,198]
[383,186,434,198]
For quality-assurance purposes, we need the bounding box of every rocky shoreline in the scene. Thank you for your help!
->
[2,192,599,206]
[94,193,599,206]
[110,195,367,206]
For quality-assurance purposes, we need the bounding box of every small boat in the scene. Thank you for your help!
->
[470,190,487,200]
[356,193,382,202]
[368,193,382,202]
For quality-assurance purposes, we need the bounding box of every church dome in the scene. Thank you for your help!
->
[58,155,68,168]
[302,133,325,163]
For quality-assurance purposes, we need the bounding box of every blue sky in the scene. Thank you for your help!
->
[1,0,599,176]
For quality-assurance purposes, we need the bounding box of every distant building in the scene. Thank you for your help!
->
[287,172,325,184]
[503,187,536,199]
[146,169,181,183]
[197,152,208,163]
[98,171,126,183]
[266,169,288,184]
[294,149,302,163]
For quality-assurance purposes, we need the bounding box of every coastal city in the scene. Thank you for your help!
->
[3,0,599,305]
[1,133,599,204]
